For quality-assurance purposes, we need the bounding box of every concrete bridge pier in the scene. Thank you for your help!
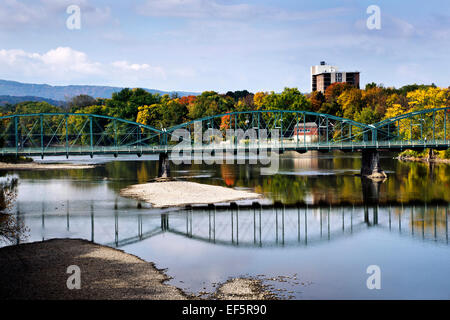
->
[360,149,387,179]
[158,152,170,178]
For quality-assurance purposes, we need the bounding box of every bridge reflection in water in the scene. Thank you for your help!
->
[16,201,449,248]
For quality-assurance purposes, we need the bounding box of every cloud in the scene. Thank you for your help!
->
[0,47,101,76]
[0,47,168,84]
[111,60,166,78]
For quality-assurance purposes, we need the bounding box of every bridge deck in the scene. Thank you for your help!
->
[2,140,449,157]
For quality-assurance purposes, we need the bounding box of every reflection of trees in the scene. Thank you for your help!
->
[0,175,28,244]
[11,152,450,206]
[220,164,236,186]
[389,161,450,203]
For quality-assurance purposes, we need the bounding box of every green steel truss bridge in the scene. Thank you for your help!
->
[1,108,449,177]
[1,107,449,158]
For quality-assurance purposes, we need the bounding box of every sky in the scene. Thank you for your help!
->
[0,0,449,93]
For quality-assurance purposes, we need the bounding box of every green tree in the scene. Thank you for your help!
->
[67,95,97,112]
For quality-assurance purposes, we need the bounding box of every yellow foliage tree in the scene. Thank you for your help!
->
[253,92,267,109]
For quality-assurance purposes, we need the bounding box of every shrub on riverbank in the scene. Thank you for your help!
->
[0,155,33,164]
[399,148,450,160]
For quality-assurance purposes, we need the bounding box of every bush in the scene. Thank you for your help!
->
[438,149,450,159]
[0,155,33,164]
[399,149,426,158]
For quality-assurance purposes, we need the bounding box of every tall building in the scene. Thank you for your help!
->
[311,61,360,93]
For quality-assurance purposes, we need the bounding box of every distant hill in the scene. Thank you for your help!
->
[0,79,198,101]
[0,95,65,107]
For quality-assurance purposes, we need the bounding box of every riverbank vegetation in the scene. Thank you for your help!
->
[1,83,449,158]
[0,155,33,164]
[0,175,27,244]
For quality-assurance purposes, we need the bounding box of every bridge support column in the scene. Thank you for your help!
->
[158,152,170,178]
[361,149,387,179]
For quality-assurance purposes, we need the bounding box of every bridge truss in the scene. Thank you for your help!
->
[0,108,449,157]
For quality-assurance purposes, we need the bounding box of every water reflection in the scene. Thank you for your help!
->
[0,175,28,244]
[15,200,449,248]
[3,153,450,299]
[11,152,450,206]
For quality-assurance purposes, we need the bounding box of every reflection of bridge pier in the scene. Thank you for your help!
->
[158,152,170,178]
[161,214,169,231]
[361,176,383,204]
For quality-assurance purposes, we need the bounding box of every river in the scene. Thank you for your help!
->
[1,151,449,299]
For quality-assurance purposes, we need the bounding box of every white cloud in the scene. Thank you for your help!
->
[0,47,101,76]
[0,47,168,84]
[111,60,166,78]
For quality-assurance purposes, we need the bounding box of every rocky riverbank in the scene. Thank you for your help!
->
[0,239,275,300]
[0,162,97,170]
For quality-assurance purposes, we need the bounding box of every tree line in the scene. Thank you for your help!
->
[1,83,448,129]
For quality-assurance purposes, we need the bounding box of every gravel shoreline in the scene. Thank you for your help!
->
[120,181,261,208]
[0,239,274,300]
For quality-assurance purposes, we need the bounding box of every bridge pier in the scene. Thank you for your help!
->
[158,152,170,178]
[360,149,387,179]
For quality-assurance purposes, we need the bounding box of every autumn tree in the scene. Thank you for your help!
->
[362,86,388,118]
[324,82,353,104]
[187,91,234,120]
[308,91,325,112]
[253,92,267,109]
[320,82,353,117]
[337,88,363,119]
[407,87,449,111]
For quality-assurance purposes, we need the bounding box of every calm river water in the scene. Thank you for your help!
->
[1,151,449,299]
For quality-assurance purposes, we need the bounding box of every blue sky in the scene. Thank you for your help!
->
[0,0,449,93]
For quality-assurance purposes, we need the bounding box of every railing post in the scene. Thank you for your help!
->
[114,119,118,154]
[371,127,377,144]
[89,116,93,157]
[280,112,283,151]
[257,112,260,151]
[410,118,412,144]
[445,110,447,144]
[40,114,44,158]
[296,113,299,149]
[303,114,306,148]
[14,116,18,156]
[65,114,69,158]
[433,110,436,144]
